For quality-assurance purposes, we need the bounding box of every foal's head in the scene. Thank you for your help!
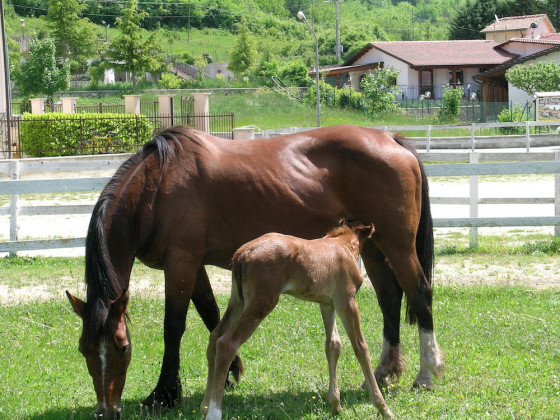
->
[328,219,375,255]
[66,289,131,419]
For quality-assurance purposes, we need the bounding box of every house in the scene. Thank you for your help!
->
[324,14,559,105]
[480,14,554,43]
[331,40,516,100]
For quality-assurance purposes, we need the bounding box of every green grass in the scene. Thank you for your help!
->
[1,287,559,419]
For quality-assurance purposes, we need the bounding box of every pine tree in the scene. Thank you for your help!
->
[228,18,257,76]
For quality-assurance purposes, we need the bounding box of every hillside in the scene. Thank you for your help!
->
[6,0,468,65]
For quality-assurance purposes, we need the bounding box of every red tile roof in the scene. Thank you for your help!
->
[502,32,560,45]
[349,40,517,67]
[481,14,548,33]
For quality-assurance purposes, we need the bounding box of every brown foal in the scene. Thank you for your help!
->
[202,221,395,420]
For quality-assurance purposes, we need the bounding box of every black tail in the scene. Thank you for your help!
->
[393,135,435,324]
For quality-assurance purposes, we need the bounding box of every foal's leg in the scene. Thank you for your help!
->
[384,247,445,390]
[361,242,406,386]
[201,284,245,415]
[193,267,244,388]
[205,296,280,420]
[320,303,342,415]
[335,297,395,420]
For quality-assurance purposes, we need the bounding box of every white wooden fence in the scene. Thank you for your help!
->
[1,149,560,255]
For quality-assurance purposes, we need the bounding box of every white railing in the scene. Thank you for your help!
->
[1,147,560,255]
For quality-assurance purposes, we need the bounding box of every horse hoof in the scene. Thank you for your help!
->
[411,379,435,391]
[142,381,182,412]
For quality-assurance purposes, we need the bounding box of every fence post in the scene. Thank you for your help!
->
[61,97,77,114]
[158,94,174,128]
[124,95,141,114]
[525,121,531,152]
[193,92,210,133]
[426,124,431,152]
[554,152,560,236]
[9,160,20,257]
[469,152,479,247]
[30,98,46,114]
[470,123,476,152]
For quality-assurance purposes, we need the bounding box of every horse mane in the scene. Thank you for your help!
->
[83,125,203,343]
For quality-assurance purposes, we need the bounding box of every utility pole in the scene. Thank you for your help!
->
[1,0,13,158]
[335,0,341,61]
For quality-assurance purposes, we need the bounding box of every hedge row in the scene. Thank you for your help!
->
[19,113,155,157]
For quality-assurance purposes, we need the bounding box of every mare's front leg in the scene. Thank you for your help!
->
[142,254,202,410]
[319,303,342,415]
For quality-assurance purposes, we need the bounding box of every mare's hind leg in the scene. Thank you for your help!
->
[361,241,406,386]
[382,245,445,390]
[335,297,395,419]
[319,303,342,415]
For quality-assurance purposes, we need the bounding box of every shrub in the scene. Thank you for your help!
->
[360,67,401,115]
[438,84,464,122]
[497,104,529,134]
[19,113,154,157]
[159,72,183,89]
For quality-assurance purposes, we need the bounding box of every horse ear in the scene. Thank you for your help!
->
[109,288,129,318]
[66,290,86,319]
[357,224,375,240]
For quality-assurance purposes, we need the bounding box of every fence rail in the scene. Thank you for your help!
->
[1,148,560,255]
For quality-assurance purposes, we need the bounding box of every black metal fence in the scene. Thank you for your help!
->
[0,113,234,159]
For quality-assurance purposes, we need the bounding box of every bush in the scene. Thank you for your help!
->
[19,113,154,157]
[360,67,401,115]
[438,84,464,122]
[497,104,529,134]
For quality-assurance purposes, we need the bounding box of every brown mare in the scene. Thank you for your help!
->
[202,221,395,420]
[66,124,444,418]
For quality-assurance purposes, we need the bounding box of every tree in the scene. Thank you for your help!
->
[360,67,401,115]
[106,0,165,87]
[506,62,560,94]
[12,37,70,101]
[448,0,507,40]
[228,18,257,76]
[46,0,98,72]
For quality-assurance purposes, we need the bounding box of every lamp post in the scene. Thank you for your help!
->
[1,2,13,158]
[297,10,320,127]
[20,18,25,51]
[102,20,109,42]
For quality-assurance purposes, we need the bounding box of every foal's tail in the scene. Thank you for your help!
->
[393,135,435,324]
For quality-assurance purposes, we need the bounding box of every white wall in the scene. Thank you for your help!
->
[349,47,411,91]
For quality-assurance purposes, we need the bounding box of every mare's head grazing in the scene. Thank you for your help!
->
[65,128,186,418]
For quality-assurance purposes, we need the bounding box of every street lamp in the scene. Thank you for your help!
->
[297,11,320,127]
[19,18,25,51]
[102,20,110,42]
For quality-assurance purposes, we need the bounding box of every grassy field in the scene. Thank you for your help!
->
[1,246,560,419]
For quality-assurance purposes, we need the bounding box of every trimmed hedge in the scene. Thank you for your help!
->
[19,113,154,157]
